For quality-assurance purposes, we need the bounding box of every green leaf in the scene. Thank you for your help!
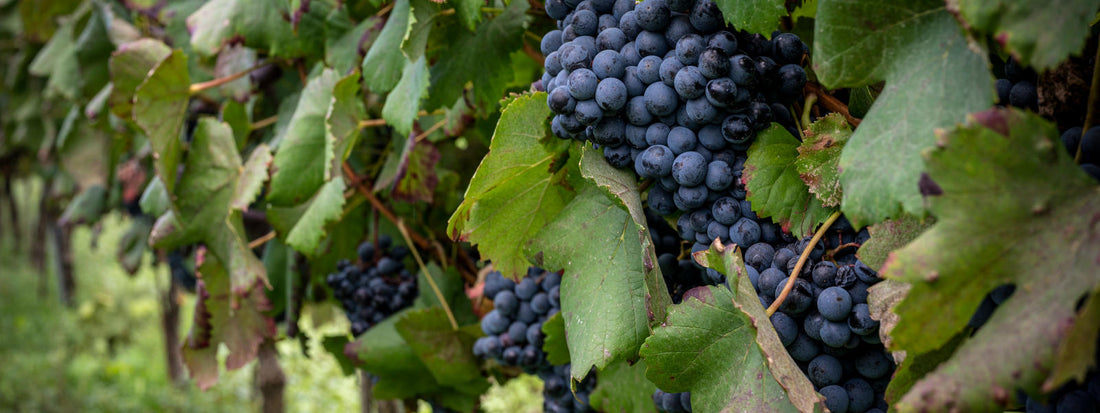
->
[450,0,482,30]
[214,44,256,102]
[425,0,529,111]
[117,216,153,275]
[847,85,875,119]
[267,68,340,205]
[713,0,787,37]
[381,56,430,137]
[447,92,575,278]
[814,0,993,226]
[326,72,367,180]
[883,109,1100,411]
[325,12,380,74]
[321,335,356,376]
[589,358,659,413]
[541,311,570,365]
[133,49,190,193]
[28,19,81,101]
[412,264,480,326]
[181,249,277,390]
[642,241,822,412]
[856,214,933,270]
[231,144,273,211]
[794,113,851,207]
[885,330,966,407]
[954,0,1100,70]
[223,100,252,150]
[361,0,412,92]
[18,0,82,42]
[528,149,672,380]
[1048,287,1100,388]
[284,178,347,254]
[744,125,835,237]
[391,135,441,203]
[59,184,107,226]
[395,307,487,388]
[186,0,330,58]
[109,39,172,121]
[139,177,171,217]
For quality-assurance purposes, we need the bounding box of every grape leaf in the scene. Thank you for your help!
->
[856,214,934,270]
[58,185,107,226]
[425,0,529,111]
[952,0,1100,70]
[394,307,487,388]
[108,39,172,120]
[885,330,967,407]
[267,68,340,206]
[447,92,575,279]
[181,249,277,390]
[814,0,993,226]
[345,308,440,392]
[214,44,255,103]
[18,0,82,42]
[360,0,412,93]
[1048,287,1100,388]
[744,124,836,237]
[883,109,1100,412]
[713,0,787,38]
[527,147,671,381]
[326,72,366,180]
[450,0,482,30]
[381,56,430,137]
[284,178,347,254]
[541,311,571,365]
[117,216,153,275]
[231,144,273,211]
[589,358,659,413]
[223,100,252,150]
[392,133,441,203]
[28,20,81,101]
[325,12,381,75]
[321,335,356,376]
[412,263,480,326]
[133,49,189,193]
[186,0,330,58]
[642,243,823,413]
[139,177,170,217]
[794,113,851,208]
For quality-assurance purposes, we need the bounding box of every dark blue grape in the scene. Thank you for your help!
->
[787,332,821,362]
[568,69,599,100]
[808,354,844,387]
[634,0,670,31]
[637,55,663,84]
[531,292,551,314]
[659,56,684,86]
[545,0,570,20]
[674,185,708,210]
[688,0,722,32]
[596,27,627,52]
[544,51,563,77]
[819,385,850,413]
[623,66,646,96]
[644,82,679,116]
[818,286,853,322]
[573,35,598,60]
[619,11,641,39]
[664,15,693,47]
[481,309,509,335]
[704,160,732,191]
[711,197,740,225]
[598,13,618,32]
[771,33,807,64]
[744,242,775,270]
[706,221,728,243]
[812,261,838,288]
[603,143,633,168]
[844,378,874,413]
[596,78,629,111]
[847,280,869,304]
[626,123,648,148]
[820,320,851,348]
[516,277,539,299]
[672,151,707,186]
[729,54,758,87]
[494,290,519,316]
[705,77,738,108]
[754,56,779,88]
[636,30,669,56]
[848,303,878,336]
[722,114,754,144]
[541,30,564,56]
[592,117,625,147]
[729,217,761,246]
[778,64,806,96]
[696,125,725,151]
[574,100,603,125]
[646,122,671,146]
[675,33,706,65]
[612,0,634,19]
[775,278,814,315]
[501,346,521,365]
[708,31,738,55]
[1009,81,1038,110]
[569,10,598,37]
[674,66,708,100]
[1062,127,1083,156]
[697,48,730,80]
[684,97,718,124]
[548,86,576,114]
[621,41,641,66]
[758,267,786,299]
[854,350,892,379]
[625,96,654,126]
[592,50,626,79]
[507,321,528,345]
[996,78,1012,105]
[665,127,696,155]
[648,185,677,215]
[635,144,676,178]
[771,312,798,346]
[748,101,773,131]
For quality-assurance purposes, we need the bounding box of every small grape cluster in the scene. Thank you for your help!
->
[652,389,692,412]
[743,230,892,413]
[1022,367,1100,412]
[474,268,598,412]
[326,235,417,336]
[995,57,1039,111]
[1059,127,1100,182]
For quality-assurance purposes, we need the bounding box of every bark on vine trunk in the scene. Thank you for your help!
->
[49,220,75,307]
[32,178,52,297]
[161,266,185,384]
[256,339,285,413]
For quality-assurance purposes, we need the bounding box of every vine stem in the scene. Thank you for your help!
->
[1076,43,1100,163]
[251,115,278,130]
[248,231,277,249]
[358,119,388,129]
[396,218,459,330]
[804,83,862,127]
[414,119,447,142]
[189,63,268,95]
[766,210,842,317]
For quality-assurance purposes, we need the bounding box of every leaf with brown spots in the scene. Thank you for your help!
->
[795,113,852,207]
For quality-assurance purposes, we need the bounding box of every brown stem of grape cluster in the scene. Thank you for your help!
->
[805,83,862,128]
[766,210,842,317]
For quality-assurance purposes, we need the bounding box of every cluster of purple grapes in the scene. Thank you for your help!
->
[995,57,1038,111]
[325,236,417,336]
[474,268,596,412]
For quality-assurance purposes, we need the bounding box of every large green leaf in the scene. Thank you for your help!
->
[181,250,276,390]
[360,0,412,92]
[713,0,787,37]
[527,148,671,381]
[589,358,659,413]
[382,56,430,137]
[642,242,823,413]
[27,19,81,101]
[883,109,1100,412]
[394,307,486,388]
[541,311,570,366]
[856,214,933,270]
[231,144,273,211]
[814,0,993,226]
[108,39,172,120]
[425,0,529,111]
[447,92,575,278]
[953,0,1100,70]
[744,125,835,237]
[325,72,367,180]
[284,178,347,254]
[267,68,340,205]
[324,9,380,74]
[133,49,189,193]
[793,113,851,208]
[186,0,330,58]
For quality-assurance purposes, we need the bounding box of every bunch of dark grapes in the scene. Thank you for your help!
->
[994,57,1039,111]
[1059,126,1100,182]
[653,389,691,412]
[474,268,597,412]
[1021,365,1100,412]
[740,226,892,413]
[326,235,417,336]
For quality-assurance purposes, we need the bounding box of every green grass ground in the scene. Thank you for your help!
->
[0,178,542,412]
